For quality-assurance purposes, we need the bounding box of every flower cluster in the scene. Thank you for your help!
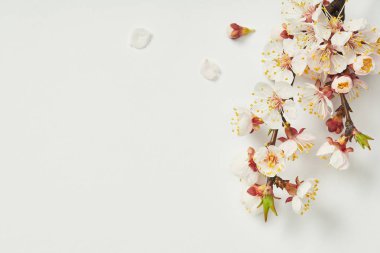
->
[229,0,377,222]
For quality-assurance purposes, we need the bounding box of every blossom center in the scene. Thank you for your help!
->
[264,151,279,168]
[329,17,342,32]
[276,53,292,69]
[268,94,284,110]
[361,58,373,73]
[337,82,349,89]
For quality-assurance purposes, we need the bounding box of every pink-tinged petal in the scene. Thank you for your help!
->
[292,196,302,214]
[279,140,298,158]
[329,150,347,170]
[316,142,336,156]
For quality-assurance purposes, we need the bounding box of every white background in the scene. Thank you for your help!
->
[1,0,380,252]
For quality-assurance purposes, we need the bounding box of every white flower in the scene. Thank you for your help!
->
[262,39,307,83]
[316,138,352,170]
[254,145,286,177]
[353,55,376,76]
[281,0,321,23]
[287,21,320,53]
[297,82,333,119]
[231,148,258,186]
[341,19,379,63]
[241,190,263,215]
[331,76,353,93]
[251,82,297,129]
[307,43,349,74]
[230,107,263,136]
[279,127,315,158]
[292,178,319,215]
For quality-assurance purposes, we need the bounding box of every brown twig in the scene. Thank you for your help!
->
[339,93,355,137]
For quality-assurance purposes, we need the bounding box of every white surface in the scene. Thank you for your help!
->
[0,0,380,252]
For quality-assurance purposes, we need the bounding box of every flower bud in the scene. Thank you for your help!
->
[326,111,344,134]
[228,23,254,40]
[353,55,375,75]
[332,76,353,94]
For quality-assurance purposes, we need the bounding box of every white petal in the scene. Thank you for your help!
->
[314,23,331,42]
[200,59,221,81]
[283,38,298,57]
[282,100,297,122]
[130,28,152,49]
[241,191,263,215]
[292,196,302,214]
[263,110,282,129]
[297,132,315,142]
[279,140,298,158]
[297,180,312,198]
[275,68,294,84]
[231,107,253,136]
[330,54,348,74]
[292,54,308,76]
[360,25,380,44]
[329,150,347,170]
[274,81,295,99]
[316,142,336,156]
[231,154,259,185]
[338,157,350,170]
[253,82,274,98]
[331,31,352,47]
[343,18,368,32]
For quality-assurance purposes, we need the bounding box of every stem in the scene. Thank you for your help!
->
[268,129,278,146]
[340,93,355,136]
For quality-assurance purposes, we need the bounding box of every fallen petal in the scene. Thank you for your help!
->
[130,28,152,49]
[200,59,221,81]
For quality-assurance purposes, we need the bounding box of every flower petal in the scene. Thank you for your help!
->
[297,180,312,198]
[282,99,297,122]
[329,150,347,170]
[200,59,221,81]
[331,31,352,47]
[292,196,302,214]
[292,54,308,76]
[316,142,336,156]
[253,82,274,98]
[343,18,368,32]
[279,140,298,158]
[275,81,295,99]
